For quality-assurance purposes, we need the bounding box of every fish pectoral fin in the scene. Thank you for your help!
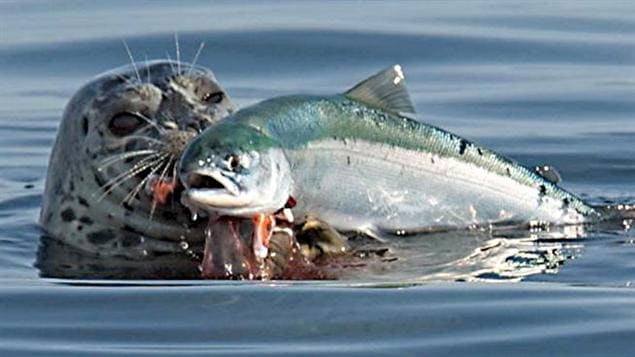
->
[344,64,416,116]
[534,165,562,184]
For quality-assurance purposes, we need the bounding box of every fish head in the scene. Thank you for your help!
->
[178,122,292,217]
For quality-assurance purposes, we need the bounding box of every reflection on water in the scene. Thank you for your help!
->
[427,226,586,282]
[36,234,200,279]
[337,224,589,283]
[36,222,628,282]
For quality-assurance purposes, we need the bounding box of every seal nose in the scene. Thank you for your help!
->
[183,114,218,133]
[185,119,202,133]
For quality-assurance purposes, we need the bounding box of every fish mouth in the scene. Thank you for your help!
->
[181,169,250,209]
[184,169,239,194]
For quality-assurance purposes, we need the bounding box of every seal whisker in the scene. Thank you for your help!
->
[112,73,135,86]
[96,162,158,202]
[98,149,159,169]
[149,198,159,220]
[174,33,181,74]
[135,112,167,135]
[156,154,175,187]
[149,155,176,219]
[135,124,166,137]
[144,54,151,83]
[165,52,176,73]
[171,153,179,186]
[123,135,166,146]
[100,154,166,191]
[106,135,165,150]
[96,154,168,202]
[189,42,205,75]
[99,151,165,187]
[123,156,170,206]
[121,39,141,82]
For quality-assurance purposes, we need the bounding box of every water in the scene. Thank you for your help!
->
[2,1,635,355]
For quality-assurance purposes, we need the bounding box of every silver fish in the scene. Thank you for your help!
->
[178,65,630,237]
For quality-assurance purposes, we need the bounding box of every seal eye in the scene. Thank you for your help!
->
[108,112,145,136]
[202,91,224,104]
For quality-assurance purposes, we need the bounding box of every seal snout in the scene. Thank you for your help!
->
[162,130,195,156]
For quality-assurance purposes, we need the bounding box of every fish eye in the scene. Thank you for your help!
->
[202,91,224,104]
[108,112,145,136]
[225,154,240,171]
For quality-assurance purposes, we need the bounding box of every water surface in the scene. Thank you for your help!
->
[1,1,635,355]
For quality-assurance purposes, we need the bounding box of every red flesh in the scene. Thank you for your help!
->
[150,179,176,205]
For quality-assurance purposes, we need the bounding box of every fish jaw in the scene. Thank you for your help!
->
[181,187,278,217]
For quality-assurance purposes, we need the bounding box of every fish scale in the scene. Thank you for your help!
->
[256,95,594,227]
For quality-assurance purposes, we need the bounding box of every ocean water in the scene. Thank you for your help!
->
[2,1,635,355]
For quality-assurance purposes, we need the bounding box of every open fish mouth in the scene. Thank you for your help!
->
[180,169,251,209]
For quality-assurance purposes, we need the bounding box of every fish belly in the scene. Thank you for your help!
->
[287,139,578,233]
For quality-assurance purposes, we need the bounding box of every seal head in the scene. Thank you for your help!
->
[40,60,233,261]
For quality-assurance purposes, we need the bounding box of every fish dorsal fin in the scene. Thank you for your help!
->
[535,165,562,184]
[344,64,416,115]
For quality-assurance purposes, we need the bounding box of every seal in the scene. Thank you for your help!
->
[39,60,233,261]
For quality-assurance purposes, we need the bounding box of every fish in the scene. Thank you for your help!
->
[177,65,633,239]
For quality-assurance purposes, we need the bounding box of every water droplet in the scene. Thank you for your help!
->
[255,245,268,259]
[224,263,233,275]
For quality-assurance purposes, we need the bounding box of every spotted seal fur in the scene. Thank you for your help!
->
[40,60,233,260]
